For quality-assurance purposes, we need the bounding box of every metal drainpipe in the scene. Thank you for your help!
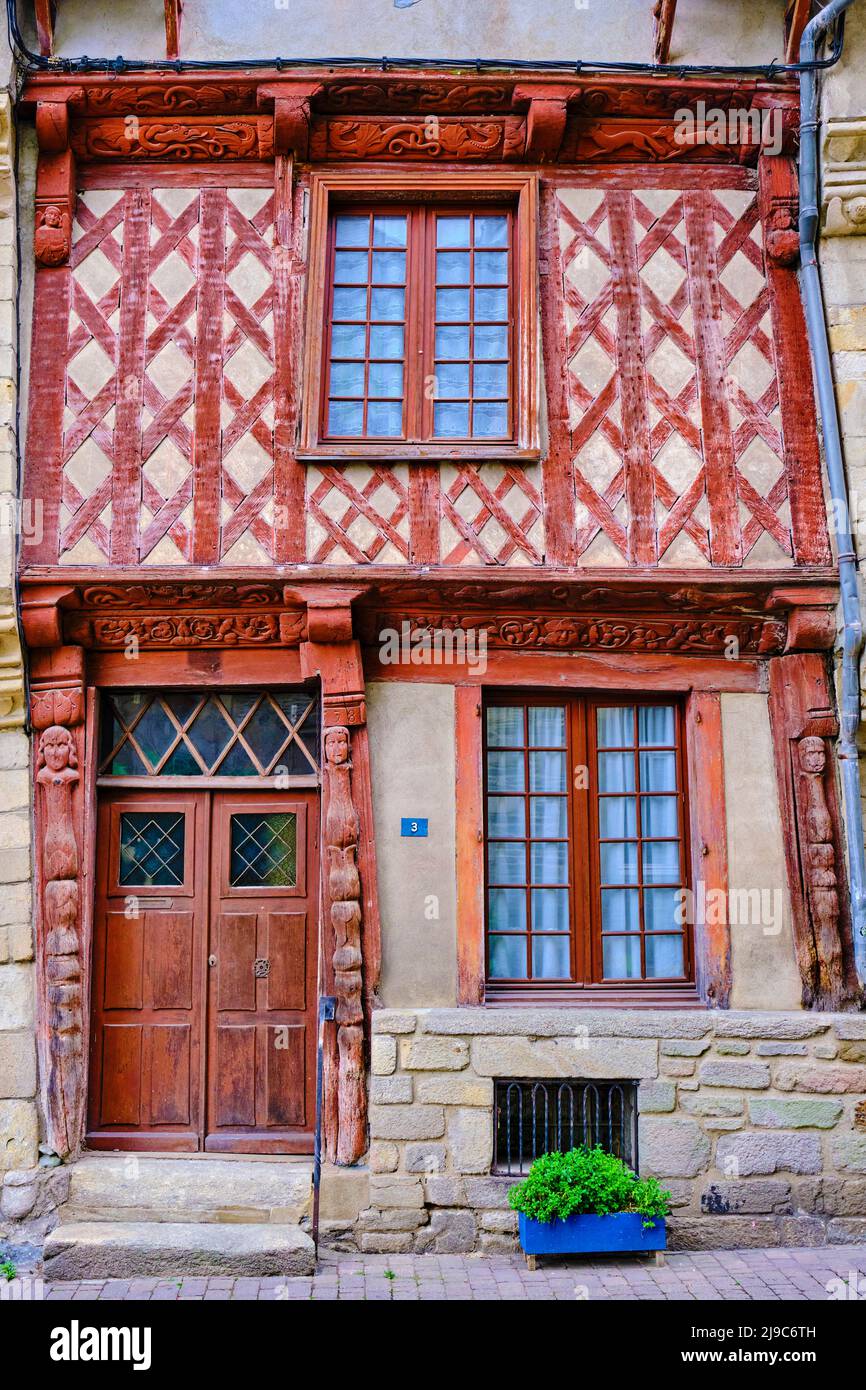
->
[799,0,866,984]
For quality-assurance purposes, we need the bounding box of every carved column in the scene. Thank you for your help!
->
[795,735,846,1000]
[324,726,366,1166]
[292,585,379,1165]
[30,647,87,1157]
[769,653,861,1009]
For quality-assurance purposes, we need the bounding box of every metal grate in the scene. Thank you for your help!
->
[493,1079,638,1176]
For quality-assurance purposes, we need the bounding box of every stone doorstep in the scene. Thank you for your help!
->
[62,1155,314,1226]
[42,1222,316,1280]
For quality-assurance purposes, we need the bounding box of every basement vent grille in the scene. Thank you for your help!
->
[493,1079,638,1176]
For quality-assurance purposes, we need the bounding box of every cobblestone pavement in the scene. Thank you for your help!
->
[40,1244,866,1300]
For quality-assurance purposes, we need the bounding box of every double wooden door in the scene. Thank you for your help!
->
[87,789,319,1153]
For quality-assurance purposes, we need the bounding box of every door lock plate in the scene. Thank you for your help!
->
[254,958,270,978]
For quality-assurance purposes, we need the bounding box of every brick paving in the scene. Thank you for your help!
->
[39,1244,866,1300]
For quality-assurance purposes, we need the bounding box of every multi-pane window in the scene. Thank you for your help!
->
[322,206,513,444]
[326,213,409,440]
[484,696,692,991]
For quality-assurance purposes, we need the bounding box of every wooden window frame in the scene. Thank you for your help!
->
[481,691,695,999]
[298,170,540,462]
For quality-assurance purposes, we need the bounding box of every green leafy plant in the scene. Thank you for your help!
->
[508,1146,671,1228]
[0,1258,17,1281]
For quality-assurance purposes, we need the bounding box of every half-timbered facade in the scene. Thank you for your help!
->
[4,0,866,1268]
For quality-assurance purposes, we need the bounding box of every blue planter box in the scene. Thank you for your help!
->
[518,1211,666,1257]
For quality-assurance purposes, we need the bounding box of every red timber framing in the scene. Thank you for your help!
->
[15,63,860,1159]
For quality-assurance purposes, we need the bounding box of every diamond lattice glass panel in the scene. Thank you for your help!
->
[119,811,185,887]
[230,813,297,888]
[100,691,320,779]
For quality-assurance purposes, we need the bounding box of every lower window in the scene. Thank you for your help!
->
[484,695,693,991]
[493,1079,638,1175]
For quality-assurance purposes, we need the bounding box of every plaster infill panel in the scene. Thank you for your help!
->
[367,681,458,1008]
[47,0,781,68]
[721,692,800,1011]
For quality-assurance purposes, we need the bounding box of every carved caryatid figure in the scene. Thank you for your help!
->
[324,725,366,1165]
[796,734,844,998]
[36,724,83,1155]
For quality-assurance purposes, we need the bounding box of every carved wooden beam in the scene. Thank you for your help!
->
[164,0,182,60]
[653,0,678,64]
[768,653,862,1010]
[20,69,799,122]
[20,69,800,167]
[69,116,273,162]
[30,645,87,1159]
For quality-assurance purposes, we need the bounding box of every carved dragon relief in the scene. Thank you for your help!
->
[309,116,525,161]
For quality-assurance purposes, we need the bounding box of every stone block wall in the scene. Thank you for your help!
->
[338,1008,866,1254]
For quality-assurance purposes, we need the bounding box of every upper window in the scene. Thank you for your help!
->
[324,208,512,445]
[484,695,693,994]
[300,172,539,460]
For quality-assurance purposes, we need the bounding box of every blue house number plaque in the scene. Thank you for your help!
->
[401,818,428,837]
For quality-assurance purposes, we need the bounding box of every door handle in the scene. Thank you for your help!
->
[208,954,217,968]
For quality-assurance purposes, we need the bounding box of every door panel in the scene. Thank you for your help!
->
[267,912,307,1011]
[264,1025,306,1126]
[149,1025,191,1124]
[214,1027,257,1127]
[217,914,257,1011]
[100,1026,142,1126]
[88,793,207,1151]
[206,795,318,1153]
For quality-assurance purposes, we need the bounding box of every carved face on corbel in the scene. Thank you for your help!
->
[797,734,827,777]
[36,724,78,782]
[324,727,350,767]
